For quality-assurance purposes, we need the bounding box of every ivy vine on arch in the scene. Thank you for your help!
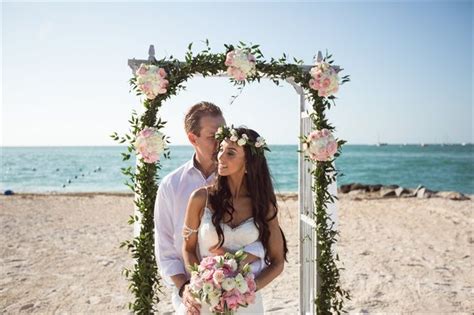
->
[111,40,351,314]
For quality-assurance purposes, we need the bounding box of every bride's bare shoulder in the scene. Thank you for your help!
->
[189,186,209,205]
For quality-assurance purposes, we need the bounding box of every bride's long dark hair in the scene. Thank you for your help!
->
[208,127,288,264]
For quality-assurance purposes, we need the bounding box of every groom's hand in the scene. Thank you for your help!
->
[183,284,201,315]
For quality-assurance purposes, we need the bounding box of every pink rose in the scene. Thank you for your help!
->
[322,78,331,88]
[202,256,216,269]
[202,269,214,281]
[223,289,242,310]
[142,81,152,92]
[225,51,235,66]
[140,128,154,138]
[243,291,256,304]
[245,276,256,292]
[213,270,225,284]
[144,152,159,163]
[137,64,147,76]
[327,141,338,156]
[158,68,167,78]
[190,276,203,290]
[229,68,246,81]
[221,264,234,277]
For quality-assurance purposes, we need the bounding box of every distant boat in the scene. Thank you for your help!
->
[461,142,467,146]
[420,143,428,147]
[376,132,387,146]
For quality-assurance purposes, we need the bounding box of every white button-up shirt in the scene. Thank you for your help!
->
[154,156,265,287]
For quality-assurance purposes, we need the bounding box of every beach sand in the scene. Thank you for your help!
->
[1,193,472,314]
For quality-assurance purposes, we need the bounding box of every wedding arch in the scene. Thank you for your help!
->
[113,41,351,314]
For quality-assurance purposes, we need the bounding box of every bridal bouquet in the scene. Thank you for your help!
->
[301,128,338,162]
[188,250,257,315]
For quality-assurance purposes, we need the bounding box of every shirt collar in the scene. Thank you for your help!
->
[184,153,215,181]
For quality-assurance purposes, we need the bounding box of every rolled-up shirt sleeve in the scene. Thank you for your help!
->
[154,181,186,287]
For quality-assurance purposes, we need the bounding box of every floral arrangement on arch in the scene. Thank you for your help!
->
[308,51,343,97]
[225,49,257,81]
[135,64,169,99]
[301,128,338,162]
[133,127,167,163]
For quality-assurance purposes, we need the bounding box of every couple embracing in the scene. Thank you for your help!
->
[154,101,288,314]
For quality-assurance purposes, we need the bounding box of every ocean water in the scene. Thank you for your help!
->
[1,144,473,194]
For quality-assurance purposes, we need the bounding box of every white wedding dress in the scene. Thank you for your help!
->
[196,207,265,314]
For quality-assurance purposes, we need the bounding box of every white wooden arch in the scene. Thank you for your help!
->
[128,45,339,314]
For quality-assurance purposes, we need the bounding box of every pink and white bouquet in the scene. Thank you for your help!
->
[225,50,257,81]
[188,250,257,314]
[135,63,169,99]
[134,127,166,163]
[309,52,342,97]
[301,129,338,162]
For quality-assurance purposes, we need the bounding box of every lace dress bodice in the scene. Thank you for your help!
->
[197,207,260,259]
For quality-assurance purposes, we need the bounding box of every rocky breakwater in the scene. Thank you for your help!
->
[338,183,471,201]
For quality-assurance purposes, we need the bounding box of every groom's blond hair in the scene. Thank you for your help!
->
[184,101,223,136]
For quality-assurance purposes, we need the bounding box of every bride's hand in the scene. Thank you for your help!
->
[208,247,259,265]
[241,252,259,265]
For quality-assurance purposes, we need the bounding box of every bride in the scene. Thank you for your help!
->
[181,126,288,314]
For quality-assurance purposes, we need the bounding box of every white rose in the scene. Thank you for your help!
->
[302,142,309,151]
[215,127,223,139]
[234,274,248,294]
[221,278,236,291]
[202,282,213,294]
[228,259,238,271]
[208,290,220,307]
[148,134,166,152]
[237,138,247,146]
[230,135,239,142]
[255,137,265,148]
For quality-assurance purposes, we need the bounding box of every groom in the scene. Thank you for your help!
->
[154,101,264,314]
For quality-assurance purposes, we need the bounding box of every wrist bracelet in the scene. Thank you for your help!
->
[178,280,190,298]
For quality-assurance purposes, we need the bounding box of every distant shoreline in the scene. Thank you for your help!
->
[5,185,472,200]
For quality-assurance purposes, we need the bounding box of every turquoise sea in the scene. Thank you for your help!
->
[1,144,473,194]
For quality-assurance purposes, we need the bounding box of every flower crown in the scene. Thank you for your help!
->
[214,126,270,156]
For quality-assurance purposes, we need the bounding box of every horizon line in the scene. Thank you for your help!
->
[1,142,472,148]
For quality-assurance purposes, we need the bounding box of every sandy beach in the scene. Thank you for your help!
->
[1,192,472,314]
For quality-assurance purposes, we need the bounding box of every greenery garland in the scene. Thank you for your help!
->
[112,40,351,314]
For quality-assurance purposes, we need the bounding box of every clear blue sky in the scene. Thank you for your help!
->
[2,1,472,146]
